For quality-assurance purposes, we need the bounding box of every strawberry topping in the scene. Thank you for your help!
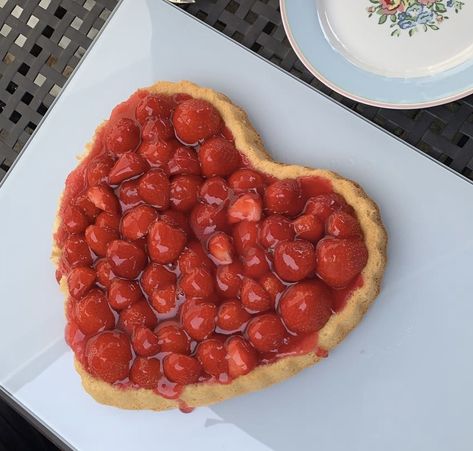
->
[57,91,369,393]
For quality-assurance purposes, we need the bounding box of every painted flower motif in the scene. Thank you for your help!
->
[366,0,464,36]
[379,0,405,14]
[417,7,434,23]
[405,4,423,18]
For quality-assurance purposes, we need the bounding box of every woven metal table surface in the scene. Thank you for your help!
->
[0,0,472,448]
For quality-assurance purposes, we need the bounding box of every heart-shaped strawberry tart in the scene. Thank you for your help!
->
[52,81,387,412]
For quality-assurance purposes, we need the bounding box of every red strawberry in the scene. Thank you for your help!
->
[108,279,142,310]
[246,314,286,353]
[292,214,324,242]
[197,339,228,377]
[217,300,251,332]
[85,225,119,257]
[142,116,174,141]
[87,185,120,214]
[108,152,148,185]
[199,176,230,206]
[160,209,192,236]
[105,118,140,155]
[215,261,243,298]
[121,205,158,241]
[180,267,214,298]
[315,237,368,288]
[208,231,234,265]
[86,155,115,187]
[118,179,142,210]
[151,283,177,314]
[232,220,259,255]
[198,137,241,177]
[178,240,214,275]
[190,203,228,240]
[241,277,273,313]
[138,139,178,167]
[182,302,216,340]
[168,146,201,176]
[258,272,285,302]
[279,281,333,334]
[264,179,304,216]
[65,320,86,364]
[130,357,161,389]
[259,214,294,248]
[75,289,115,335]
[241,246,270,278]
[170,175,202,212]
[304,193,352,222]
[63,235,93,268]
[135,94,174,124]
[274,240,315,282]
[85,330,132,383]
[227,193,262,224]
[132,236,147,253]
[147,220,187,264]
[155,323,190,354]
[95,211,121,231]
[225,336,257,378]
[131,326,160,357]
[137,169,170,209]
[67,267,96,299]
[119,300,157,335]
[62,205,89,234]
[163,354,202,385]
[173,98,222,144]
[326,211,363,238]
[228,168,264,194]
[140,263,177,297]
[106,240,147,279]
[95,258,115,288]
[75,193,100,220]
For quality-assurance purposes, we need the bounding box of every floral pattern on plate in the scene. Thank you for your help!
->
[367,0,464,36]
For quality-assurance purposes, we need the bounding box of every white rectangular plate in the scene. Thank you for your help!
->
[1,1,472,450]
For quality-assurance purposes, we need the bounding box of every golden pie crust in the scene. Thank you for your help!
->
[52,81,387,411]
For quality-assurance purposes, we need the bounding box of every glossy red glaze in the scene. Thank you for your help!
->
[331,275,364,312]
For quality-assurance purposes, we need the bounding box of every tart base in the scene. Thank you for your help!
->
[53,81,387,411]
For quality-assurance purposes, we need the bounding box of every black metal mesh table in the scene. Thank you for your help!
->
[0,0,472,447]
[2,0,473,184]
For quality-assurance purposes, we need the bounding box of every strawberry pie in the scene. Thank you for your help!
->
[52,81,387,412]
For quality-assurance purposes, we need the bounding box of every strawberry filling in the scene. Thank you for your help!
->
[55,90,368,403]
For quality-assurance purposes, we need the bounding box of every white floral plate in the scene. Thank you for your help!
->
[281,0,473,108]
